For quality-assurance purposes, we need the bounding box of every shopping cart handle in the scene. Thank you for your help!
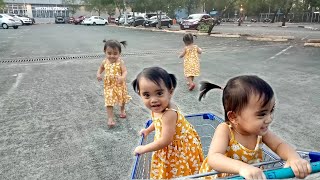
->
[228,161,320,179]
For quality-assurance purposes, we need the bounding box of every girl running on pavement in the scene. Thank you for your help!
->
[198,75,311,179]
[179,33,202,91]
[96,39,131,128]
[132,66,204,179]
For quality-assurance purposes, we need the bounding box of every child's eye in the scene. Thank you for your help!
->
[142,94,150,98]
[157,92,163,96]
[258,113,266,117]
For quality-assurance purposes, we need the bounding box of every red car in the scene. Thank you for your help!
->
[180,13,212,30]
[74,16,85,25]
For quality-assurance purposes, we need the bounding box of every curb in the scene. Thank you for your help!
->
[306,39,320,43]
[109,25,295,42]
[304,43,320,47]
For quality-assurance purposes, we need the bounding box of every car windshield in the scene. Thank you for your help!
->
[188,14,203,20]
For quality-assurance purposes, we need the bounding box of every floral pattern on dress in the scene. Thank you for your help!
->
[150,109,204,179]
[199,123,263,179]
[184,45,200,77]
[103,59,131,106]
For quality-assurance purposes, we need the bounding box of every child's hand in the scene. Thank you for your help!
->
[97,74,102,81]
[134,145,145,155]
[284,157,311,179]
[139,129,150,137]
[239,165,266,180]
[117,76,124,84]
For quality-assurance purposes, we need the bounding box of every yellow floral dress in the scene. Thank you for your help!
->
[184,45,200,77]
[150,108,204,179]
[199,123,263,179]
[103,59,131,107]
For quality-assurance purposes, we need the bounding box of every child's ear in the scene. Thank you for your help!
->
[227,111,237,124]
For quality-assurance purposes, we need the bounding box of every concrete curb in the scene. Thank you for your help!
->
[109,24,296,42]
[298,25,319,31]
[304,43,320,47]
[306,39,320,43]
[247,37,288,42]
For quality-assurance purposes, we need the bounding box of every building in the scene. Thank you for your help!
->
[2,0,75,18]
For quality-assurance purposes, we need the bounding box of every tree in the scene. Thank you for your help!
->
[82,0,114,16]
[63,0,81,16]
[0,0,5,12]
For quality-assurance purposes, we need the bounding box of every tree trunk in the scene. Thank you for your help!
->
[271,10,277,23]
[207,0,237,34]
[282,1,293,26]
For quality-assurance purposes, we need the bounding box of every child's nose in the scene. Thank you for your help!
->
[265,114,273,124]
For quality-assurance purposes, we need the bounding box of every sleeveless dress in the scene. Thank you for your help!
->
[150,108,204,179]
[184,45,200,77]
[103,59,131,107]
[199,123,263,179]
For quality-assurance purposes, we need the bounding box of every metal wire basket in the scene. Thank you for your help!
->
[131,113,320,179]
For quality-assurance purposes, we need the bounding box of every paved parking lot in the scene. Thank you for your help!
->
[0,24,319,179]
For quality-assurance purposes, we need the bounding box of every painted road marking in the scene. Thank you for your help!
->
[267,45,293,61]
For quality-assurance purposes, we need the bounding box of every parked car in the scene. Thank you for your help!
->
[68,17,75,23]
[82,16,108,25]
[143,15,173,28]
[74,16,85,25]
[0,14,21,29]
[128,16,146,27]
[116,14,132,25]
[55,16,66,23]
[180,13,212,30]
[9,14,32,25]
[263,18,271,23]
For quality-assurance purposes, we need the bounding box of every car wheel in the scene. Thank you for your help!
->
[105,22,108,25]
[93,22,96,26]
[167,23,171,28]
[13,26,18,29]
[20,20,24,25]
[2,23,9,29]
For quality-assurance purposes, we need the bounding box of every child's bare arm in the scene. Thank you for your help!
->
[263,131,311,178]
[207,123,266,179]
[197,46,202,54]
[140,122,155,137]
[179,47,186,58]
[96,60,105,81]
[120,59,127,79]
[136,111,177,153]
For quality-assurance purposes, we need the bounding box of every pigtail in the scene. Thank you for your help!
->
[132,79,139,94]
[169,73,177,89]
[119,41,127,48]
[199,81,223,101]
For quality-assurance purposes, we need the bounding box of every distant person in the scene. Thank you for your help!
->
[96,40,131,128]
[132,67,204,179]
[198,75,311,179]
[179,33,202,91]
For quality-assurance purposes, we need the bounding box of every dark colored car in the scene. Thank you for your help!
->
[129,16,146,27]
[263,18,271,23]
[74,16,85,25]
[55,16,65,23]
[180,14,212,30]
[143,15,173,28]
[68,17,75,24]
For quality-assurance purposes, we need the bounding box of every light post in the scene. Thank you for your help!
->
[238,4,243,26]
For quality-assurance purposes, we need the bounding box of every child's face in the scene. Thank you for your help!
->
[138,77,173,114]
[105,47,120,61]
[235,94,275,136]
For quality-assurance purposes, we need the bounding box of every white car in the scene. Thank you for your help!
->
[9,14,32,25]
[0,14,22,29]
[82,16,108,25]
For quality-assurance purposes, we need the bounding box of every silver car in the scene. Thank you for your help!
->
[0,14,22,29]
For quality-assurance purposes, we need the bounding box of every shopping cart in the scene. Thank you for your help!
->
[131,113,320,179]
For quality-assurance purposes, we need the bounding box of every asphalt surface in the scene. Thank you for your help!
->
[0,24,319,179]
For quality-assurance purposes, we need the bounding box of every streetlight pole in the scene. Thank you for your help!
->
[238,4,243,26]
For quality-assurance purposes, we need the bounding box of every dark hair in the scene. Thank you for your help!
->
[103,39,127,53]
[183,33,197,45]
[199,75,274,121]
[132,67,177,94]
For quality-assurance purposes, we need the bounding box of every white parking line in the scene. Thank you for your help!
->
[267,45,293,61]
[301,35,309,40]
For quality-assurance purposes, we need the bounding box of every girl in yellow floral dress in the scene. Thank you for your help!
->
[198,76,311,179]
[179,33,202,91]
[96,40,131,128]
[132,67,204,179]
